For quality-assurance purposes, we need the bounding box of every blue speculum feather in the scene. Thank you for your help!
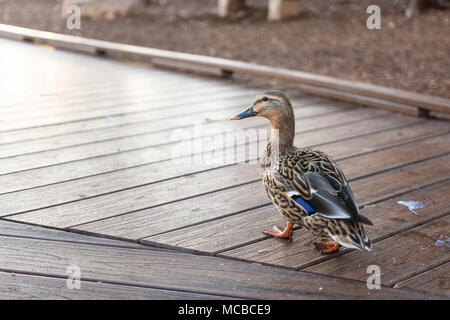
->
[292,196,316,214]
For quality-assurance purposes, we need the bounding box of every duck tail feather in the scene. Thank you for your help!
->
[332,224,372,251]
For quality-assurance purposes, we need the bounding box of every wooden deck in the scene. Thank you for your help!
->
[0,37,449,299]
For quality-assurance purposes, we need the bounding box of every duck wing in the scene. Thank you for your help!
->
[288,150,372,225]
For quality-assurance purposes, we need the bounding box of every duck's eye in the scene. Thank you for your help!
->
[263,97,269,101]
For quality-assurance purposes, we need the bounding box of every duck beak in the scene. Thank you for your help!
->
[230,106,256,120]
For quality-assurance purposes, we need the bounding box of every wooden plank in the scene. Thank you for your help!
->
[0,96,330,163]
[0,39,144,93]
[3,164,260,226]
[348,154,450,206]
[76,133,450,240]
[0,61,150,98]
[395,263,450,296]
[0,110,395,195]
[0,113,424,219]
[0,95,322,158]
[0,271,229,300]
[139,154,450,253]
[0,86,254,132]
[0,66,181,95]
[0,92,262,155]
[0,235,438,299]
[304,216,450,288]
[1,81,239,119]
[1,86,302,127]
[0,73,227,113]
[1,24,448,114]
[1,77,252,117]
[0,58,176,106]
[143,205,281,253]
[337,133,450,178]
[0,90,272,144]
[0,87,305,143]
[140,153,450,251]
[0,68,192,107]
[76,181,271,240]
[0,105,380,175]
[0,103,376,195]
[8,67,224,103]
[0,38,201,96]
[221,179,450,268]
[0,220,148,250]
[318,120,450,161]
[1,117,442,227]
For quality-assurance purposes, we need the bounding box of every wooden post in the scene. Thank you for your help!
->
[268,0,300,21]
[218,0,246,17]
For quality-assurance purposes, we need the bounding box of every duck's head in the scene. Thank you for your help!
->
[231,90,296,149]
[230,90,295,130]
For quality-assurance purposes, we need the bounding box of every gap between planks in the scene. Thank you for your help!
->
[0,113,437,219]
[137,153,450,255]
[0,92,314,158]
[0,95,337,171]
[0,270,235,300]
[6,136,449,241]
[0,73,241,114]
[0,231,441,299]
[0,86,259,133]
[302,215,450,291]
[75,143,450,241]
[0,102,379,178]
[215,179,450,272]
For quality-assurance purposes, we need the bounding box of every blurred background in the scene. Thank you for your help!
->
[0,0,448,98]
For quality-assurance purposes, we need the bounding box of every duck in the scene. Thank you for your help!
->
[231,90,372,253]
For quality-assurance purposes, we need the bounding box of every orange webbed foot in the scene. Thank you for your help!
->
[315,239,340,254]
[263,222,293,239]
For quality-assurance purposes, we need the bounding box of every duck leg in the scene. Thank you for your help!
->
[315,239,340,254]
[263,222,293,239]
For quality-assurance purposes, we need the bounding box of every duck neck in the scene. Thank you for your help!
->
[269,115,295,155]
[261,116,295,171]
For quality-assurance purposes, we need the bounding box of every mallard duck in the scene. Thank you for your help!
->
[231,90,372,253]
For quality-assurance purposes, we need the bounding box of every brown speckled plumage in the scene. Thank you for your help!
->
[232,90,372,252]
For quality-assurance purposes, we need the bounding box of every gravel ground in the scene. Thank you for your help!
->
[0,0,449,98]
